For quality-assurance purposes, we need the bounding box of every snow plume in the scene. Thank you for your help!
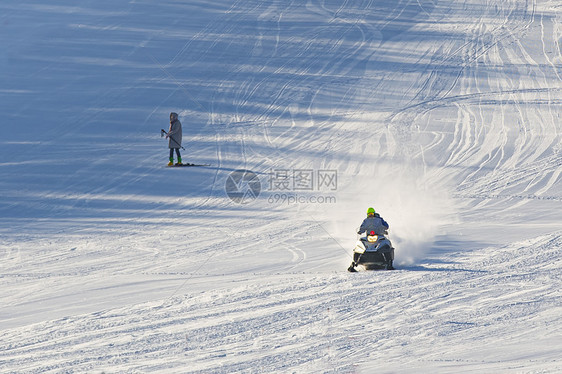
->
[329,166,457,266]
[380,172,457,265]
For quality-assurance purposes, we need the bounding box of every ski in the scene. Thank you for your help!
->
[166,163,210,167]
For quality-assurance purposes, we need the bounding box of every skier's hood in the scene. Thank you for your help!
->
[170,112,179,122]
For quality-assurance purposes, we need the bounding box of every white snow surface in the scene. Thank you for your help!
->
[1,0,561,372]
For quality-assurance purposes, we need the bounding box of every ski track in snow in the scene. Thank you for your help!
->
[0,0,561,372]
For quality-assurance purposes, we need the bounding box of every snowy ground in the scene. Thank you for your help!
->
[1,0,561,372]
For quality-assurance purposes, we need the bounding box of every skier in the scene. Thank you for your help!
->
[166,112,183,166]
[358,207,389,236]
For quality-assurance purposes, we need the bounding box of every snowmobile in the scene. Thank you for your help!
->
[347,230,395,272]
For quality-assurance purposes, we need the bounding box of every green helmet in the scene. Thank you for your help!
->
[367,207,375,216]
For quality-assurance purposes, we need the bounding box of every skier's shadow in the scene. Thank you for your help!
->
[205,166,271,177]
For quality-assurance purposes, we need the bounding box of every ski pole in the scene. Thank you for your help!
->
[161,129,185,150]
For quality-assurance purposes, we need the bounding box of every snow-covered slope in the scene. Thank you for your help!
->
[1,0,560,372]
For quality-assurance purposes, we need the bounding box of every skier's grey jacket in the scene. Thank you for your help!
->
[168,112,182,149]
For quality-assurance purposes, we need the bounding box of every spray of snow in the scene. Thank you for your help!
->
[379,171,457,265]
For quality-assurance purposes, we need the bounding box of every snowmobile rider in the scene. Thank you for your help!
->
[166,112,183,166]
[358,207,389,237]
[348,207,391,272]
